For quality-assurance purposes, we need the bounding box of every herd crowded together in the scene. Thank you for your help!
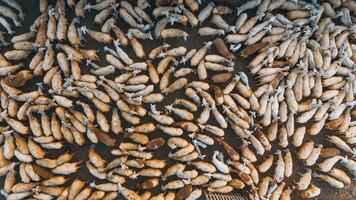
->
[0,0,355,199]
